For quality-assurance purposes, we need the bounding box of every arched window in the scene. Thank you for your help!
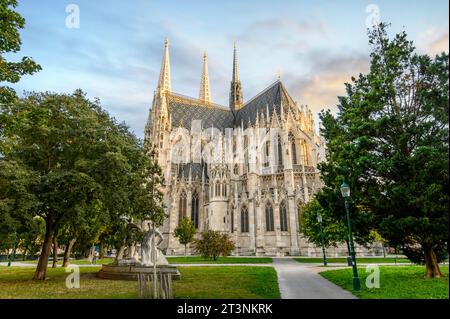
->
[241,207,249,233]
[277,135,283,166]
[289,133,297,165]
[234,164,239,175]
[178,191,187,224]
[191,191,199,228]
[215,182,220,197]
[263,140,270,168]
[280,202,288,231]
[265,203,274,231]
[231,210,234,233]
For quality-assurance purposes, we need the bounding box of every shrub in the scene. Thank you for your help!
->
[192,230,235,260]
[173,216,197,256]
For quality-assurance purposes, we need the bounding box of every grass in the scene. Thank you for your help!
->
[166,256,273,264]
[294,257,411,264]
[15,256,273,265]
[0,266,280,299]
[320,265,449,299]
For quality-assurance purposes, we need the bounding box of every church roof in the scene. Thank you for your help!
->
[235,80,296,127]
[166,80,297,130]
[167,93,235,131]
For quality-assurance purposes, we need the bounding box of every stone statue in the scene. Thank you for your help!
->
[141,223,168,266]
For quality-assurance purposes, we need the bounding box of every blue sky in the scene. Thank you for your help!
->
[9,0,449,137]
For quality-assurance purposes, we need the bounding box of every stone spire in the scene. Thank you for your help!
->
[229,42,243,111]
[199,52,212,104]
[157,38,171,92]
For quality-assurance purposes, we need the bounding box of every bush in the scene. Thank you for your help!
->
[193,230,235,260]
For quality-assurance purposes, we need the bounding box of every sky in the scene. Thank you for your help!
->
[8,0,450,138]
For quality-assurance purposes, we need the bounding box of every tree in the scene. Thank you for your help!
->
[174,216,196,256]
[318,23,449,278]
[300,196,349,249]
[0,90,155,279]
[0,0,41,106]
[193,230,235,261]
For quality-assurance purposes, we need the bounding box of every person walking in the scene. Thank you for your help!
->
[92,250,99,265]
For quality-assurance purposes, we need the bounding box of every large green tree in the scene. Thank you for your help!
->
[319,23,449,278]
[0,90,162,279]
[0,0,41,105]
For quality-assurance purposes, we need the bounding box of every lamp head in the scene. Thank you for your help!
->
[340,181,350,198]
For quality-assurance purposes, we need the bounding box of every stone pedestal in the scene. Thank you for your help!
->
[98,263,181,281]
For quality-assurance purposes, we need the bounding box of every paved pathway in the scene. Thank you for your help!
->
[273,258,357,299]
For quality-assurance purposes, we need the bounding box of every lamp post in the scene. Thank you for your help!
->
[340,181,361,291]
[317,213,327,266]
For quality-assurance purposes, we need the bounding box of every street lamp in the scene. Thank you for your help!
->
[340,181,361,291]
[317,213,327,266]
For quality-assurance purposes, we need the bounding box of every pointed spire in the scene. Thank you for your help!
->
[232,42,239,83]
[199,52,212,104]
[157,38,172,92]
[229,42,244,110]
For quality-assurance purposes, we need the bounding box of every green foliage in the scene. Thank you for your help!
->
[173,216,196,255]
[317,23,449,276]
[0,90,165,278]
[0,0,41,105]
[402,242,448,265]
[300,197,349,248]
[193,230,235,261]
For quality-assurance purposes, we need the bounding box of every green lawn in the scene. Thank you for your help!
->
[166,256,273,264]
[0,266,280,299]
[294,257,411,264]
[320,265,449,299]
[16,256,272,265]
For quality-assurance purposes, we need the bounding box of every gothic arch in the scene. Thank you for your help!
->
[276,134,283,167]
[178,190,187,224]
[241,206,249,233]
[265,202,274,232]
[288,132,298,165]
[279,201,288,231]
[191,190,199,228]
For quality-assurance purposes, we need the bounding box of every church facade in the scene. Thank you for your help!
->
[144,39,379,256]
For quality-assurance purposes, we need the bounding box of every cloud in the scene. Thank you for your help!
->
[283,50,370,116]
[417,26,449,56]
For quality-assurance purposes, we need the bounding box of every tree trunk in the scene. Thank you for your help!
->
[33,221,54,280]
[424,246,443,278]
[52,236,58,268]
[63,238,77,267]
[184,244,187,257]
[114,245,125,264]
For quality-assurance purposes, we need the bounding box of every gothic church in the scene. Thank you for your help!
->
[145,39,333,256]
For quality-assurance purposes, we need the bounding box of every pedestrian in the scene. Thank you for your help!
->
[92,250,99,264]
